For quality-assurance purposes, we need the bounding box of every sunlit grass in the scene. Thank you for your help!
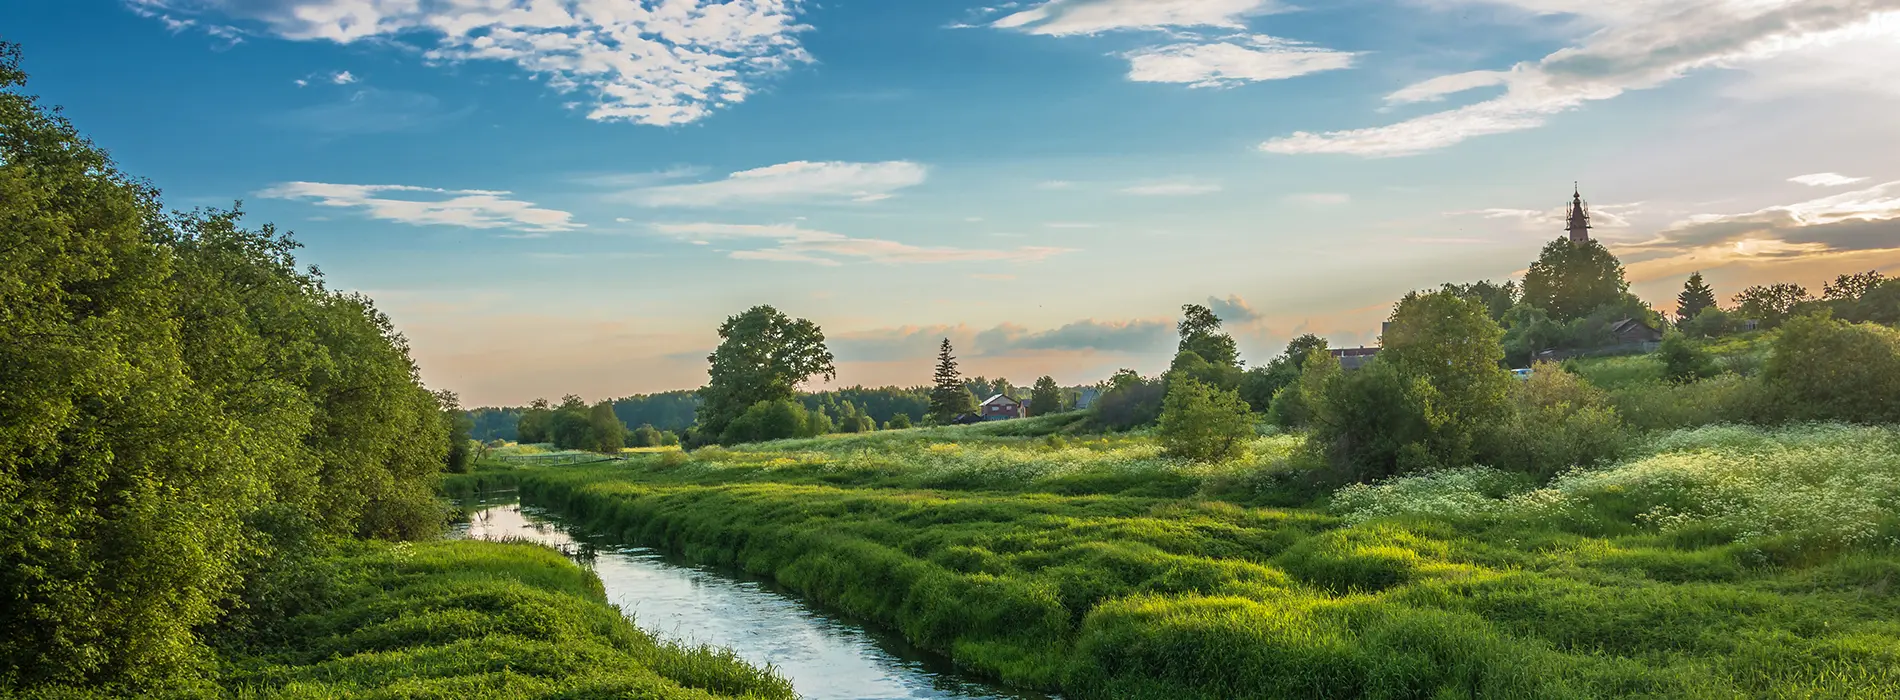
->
[503,424,1900,698]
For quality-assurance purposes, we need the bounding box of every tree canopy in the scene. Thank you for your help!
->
[695,305,835,442]
[1521,238,1630,322]
[1176,303,1241,368]
[1675,272,1717,326]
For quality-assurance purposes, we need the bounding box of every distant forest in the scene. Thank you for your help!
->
[469,378,1068,442]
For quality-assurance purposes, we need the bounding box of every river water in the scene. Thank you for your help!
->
[454,499,1055,700]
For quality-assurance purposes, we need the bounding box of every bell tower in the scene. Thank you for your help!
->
[1566,184,1591,244]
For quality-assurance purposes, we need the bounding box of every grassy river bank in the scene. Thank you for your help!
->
[501,417,1900,700]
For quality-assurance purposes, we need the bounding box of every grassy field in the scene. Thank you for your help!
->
[212,539,796,699]
[511,418,1900,699]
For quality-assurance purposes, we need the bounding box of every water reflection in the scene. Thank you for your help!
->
[455,502,1056,700]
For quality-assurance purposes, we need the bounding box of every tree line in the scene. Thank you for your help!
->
[0,45,461,693]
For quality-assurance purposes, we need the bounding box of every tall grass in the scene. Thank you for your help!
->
[216,539,795,699]
[504,426,1900,699]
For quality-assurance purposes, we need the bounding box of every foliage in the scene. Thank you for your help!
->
[588,400,628,453]
[722,399,817,444]
[696,305,836,443]
[217,538,796,699]
[1093,369,1166,430]
[1674,272,1718,326]
[1603,376,1759,432]
[1520,238,1630,322]
[1822,271,1899,325]
[1241,334,1328,413]
[1658,333,1720,383]
[1176,303,1240,368]
[1439,279,1519,321]
[1678,307,1738,339]
[442,391,477,474]
[1157,379,1255,463]
[1758,315,1900,424]
[1030,376,1065,416]
[0,48,449,692]
[1478,363,1628,479]
[886,413,913,430]
[1733,283,1813,329]
[1265,350,1336,430]
[517,398,554,444]
[929,338,976,422]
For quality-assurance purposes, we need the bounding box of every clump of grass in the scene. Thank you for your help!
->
[217,539,794,699]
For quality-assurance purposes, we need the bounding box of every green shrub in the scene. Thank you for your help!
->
[1480,362,1628,479]
[1157,379,1254,463]
[720,399,812,444]
[1094,370,1165,430]
[1606,375,1758,432]
[1758,315,1900,424]
[1658,333,1720,383]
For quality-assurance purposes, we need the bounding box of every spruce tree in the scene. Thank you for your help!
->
[929,338,976,422]
[1676,271,1718,326]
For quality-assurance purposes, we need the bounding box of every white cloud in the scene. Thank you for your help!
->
[293,78,309,87]
[1790,172,1870,187]
[1263,0,1900,157]
[651,222,1075,266]
[629,161,927,207]
[1121,180,1222,196]
[1125,35,1355,87]
[330,69,356,84]
[1037,180,1078,190]
[258,181,581,232]
[128,0,812,126]
[1207,294,1260,323]
[1287,192,1351,205]
[991,0,1282,35]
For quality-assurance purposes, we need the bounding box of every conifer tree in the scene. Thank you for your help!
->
[929,338,976,422]
[1676,271,1718,326]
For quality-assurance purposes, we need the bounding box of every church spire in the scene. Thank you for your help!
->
[1566,183,1591,243]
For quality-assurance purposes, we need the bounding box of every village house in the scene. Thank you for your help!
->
[978,393,1026,421]
[1329,346,1380,370]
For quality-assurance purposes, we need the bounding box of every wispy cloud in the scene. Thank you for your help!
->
[258,181,581,232]
[1121,180,1222,196]
[1206,294,1260,323]
[651,222,1074,266]
[329,69,356,85]
[1614,179,1900,279]
[1262,0,1900,156]
[275,88,474,135]
[1790,172,1870,187]
[128,0,813,126]
[974,318,1173,354]
[1124,35,1354,87]
[989,0,1283,35]
[628,161,928,207]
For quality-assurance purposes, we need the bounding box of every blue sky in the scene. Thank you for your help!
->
[10,0,1900,405]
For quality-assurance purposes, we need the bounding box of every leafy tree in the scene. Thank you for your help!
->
[1759,316,1900,424]
[1441,280,1519,321]
[804,404,834,436]
[549,395,593,449]
[1679,307,1737,339]
[1176,303,1240,368]
[630,424,663,448]
[1658,333,1719,383]
[1675,272,1718,326]
[886,413,913,430]
[1479,362,1627,479]
[696,306,835,443]
[1266,349,1338,429]
[1858,279,1900,325]
[1242,334,1329,412]
[441,391,476,473]
[1309,361,1438,481]
[1029,376,1064,416]
[929,339,976,422]
[1824,270,1886,302]
[1824,271,1893,324]
[1733,283,1813,329]
[587,400,627,453]
[1521,238,1630,322]
[1157,379,1255,463]
[1094,369,1165,430]
[517,398,554,444]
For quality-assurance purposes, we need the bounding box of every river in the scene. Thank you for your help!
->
[454,498,1056,700]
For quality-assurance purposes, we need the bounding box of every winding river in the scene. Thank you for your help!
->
[455,498,1056,700]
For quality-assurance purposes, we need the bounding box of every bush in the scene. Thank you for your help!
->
[1606,376,1759,432]
[1158,379,1255,463]
[1094,370,1165,430]
[720,400,812,444]
[1658,333,1719,383]
[1265,351,1336,430]
[1308,361,1440,482]
[1480,363,1628,479]
[887,413,913,430]
[1758,315,1900,424]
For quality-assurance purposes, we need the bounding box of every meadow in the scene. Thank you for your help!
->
[507,416,1900,699]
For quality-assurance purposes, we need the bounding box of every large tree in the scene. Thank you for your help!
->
[695,306,835,442]
[1675,272,1718,326]
[1520,238,1630,322]
[1733,283,1813,329]
[929,338,976,422]
[1029,376,1064,417]
[1176,303,1240,368]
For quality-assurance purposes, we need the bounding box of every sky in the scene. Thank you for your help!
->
[9,0,1900,406]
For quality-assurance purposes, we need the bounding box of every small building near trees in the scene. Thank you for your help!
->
[1330,346,1381,370]
[979,394,1026,421]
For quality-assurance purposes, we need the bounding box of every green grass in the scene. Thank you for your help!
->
[215,539,796,699]
[505,423,1900,699]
